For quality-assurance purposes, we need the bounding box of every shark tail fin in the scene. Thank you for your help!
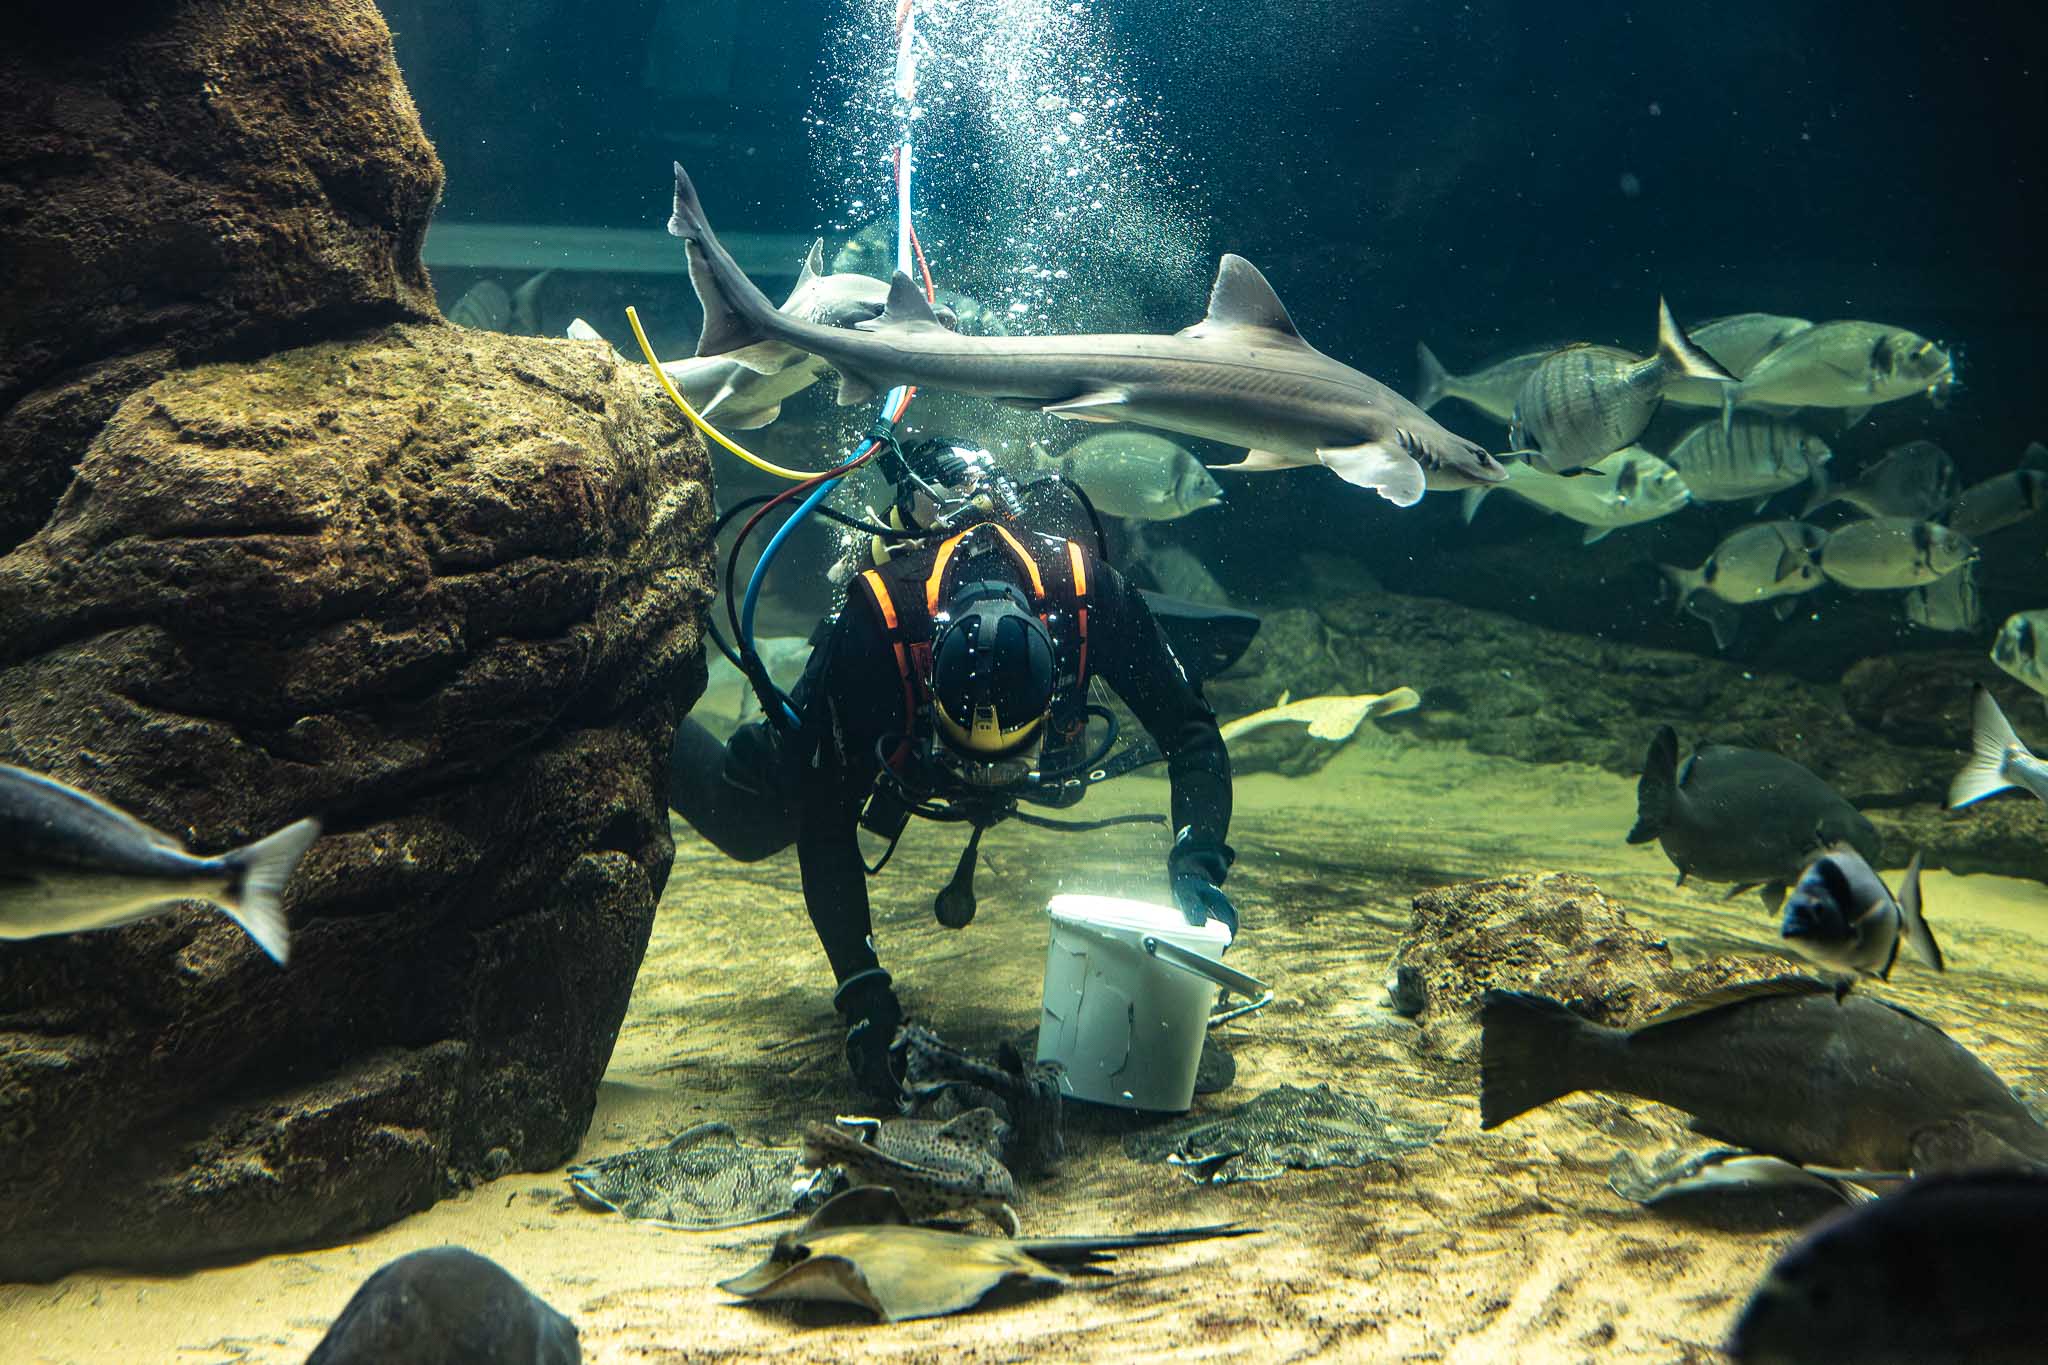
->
[1897,851,1943,972]
[667,161,780,362]
[1949,684,2026,809]
[1416,342,1451,411]
[1656,298,1734,384]
[1627,725,1680,844]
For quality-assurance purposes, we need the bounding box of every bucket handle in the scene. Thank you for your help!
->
[1142,935,1271,1000]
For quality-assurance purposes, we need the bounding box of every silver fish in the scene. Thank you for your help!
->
[1663,312,1815,409]
[666,162,1507,508]
[1462,446,1691,544]
[1414,343,1554,423]
[1946,445,2048,540]
[446,279,511,332]
[1723,321,1954,427]
[1780,849,1941,981]
[0,764,319,963]
[1665,416,1831,506]
[1903,563,1981,633]
[1660,520,1829,607]
[1510,300,1733,472]
[1060,432,1224,521]
[1818,518,1975,591]
[1992,610,2048,705]
[1804,440,1958,520]
[1949,685,2048,810]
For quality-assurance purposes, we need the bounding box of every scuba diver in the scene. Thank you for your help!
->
[669,434,1249,1101]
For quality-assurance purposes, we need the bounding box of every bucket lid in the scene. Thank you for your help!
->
[1046,893,1233,952]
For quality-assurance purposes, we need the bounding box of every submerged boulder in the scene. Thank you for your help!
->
[0,0,443,554]
[0,324,710,1279]
[1390,872,1785,1070]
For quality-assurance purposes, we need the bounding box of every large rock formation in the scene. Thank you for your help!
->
[0,0,711,1280]
[0,324,709,1279]
[0,0,443,554]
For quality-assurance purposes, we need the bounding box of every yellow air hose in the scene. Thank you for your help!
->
[623,304,820,482]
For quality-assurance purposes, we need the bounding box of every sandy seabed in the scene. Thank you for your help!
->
[5,735,2045,1363]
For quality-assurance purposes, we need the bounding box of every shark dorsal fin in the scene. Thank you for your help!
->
[798,239,825,287]
[1634,974,1836,1031]
[879,271,942,327]
[1183,255,1303,342]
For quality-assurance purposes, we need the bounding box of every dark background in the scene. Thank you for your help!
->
[377,0,2048,677]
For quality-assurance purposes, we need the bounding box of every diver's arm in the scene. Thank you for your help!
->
[1091,564,1233,850]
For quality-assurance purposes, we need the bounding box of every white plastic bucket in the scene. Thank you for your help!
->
[1036,894,1268,1113]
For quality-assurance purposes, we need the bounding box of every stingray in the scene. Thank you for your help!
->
[718,1186,1253,1323]
[1123,1083,1442,1183]
[566,1122,830,1230]
[1217,687,1421,743]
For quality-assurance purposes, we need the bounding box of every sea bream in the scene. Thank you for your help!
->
[1461,446,1691,544]
[1627,725,1878,906]
[1480,977,2048,1176]
[1946,443,2048,540]
[1058,431,1225,521]
[1903,563,1981,633]
[1659,520,1830,609]
[663,161,1507,508]
[1663,416,1831,507]
[1949,685,2048,810]
[1779,849,1942,981]
[1991,610,2048,707]
[1509,300,1734,473]
[1414,342,1555,424]
[0,762,319,963]
[1720,320,1954,431]
[1803,439,1957,521]
[1817,517,1975,591]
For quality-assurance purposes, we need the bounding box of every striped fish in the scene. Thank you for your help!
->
[1511,299,1732,473]
[1665,416,1831,506]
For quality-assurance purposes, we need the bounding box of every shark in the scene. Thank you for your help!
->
[664,162,1508,507]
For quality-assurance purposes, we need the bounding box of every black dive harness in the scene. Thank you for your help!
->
[850,520,1166,926]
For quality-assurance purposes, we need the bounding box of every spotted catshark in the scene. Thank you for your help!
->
[664,162,1507,507]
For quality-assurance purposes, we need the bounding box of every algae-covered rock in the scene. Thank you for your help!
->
[1391,872,1788,1070]
[0,324,711,1280]
[0,0,444,552]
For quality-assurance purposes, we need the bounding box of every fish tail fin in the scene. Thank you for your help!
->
[1627,725,1680,844]
[1949,684,2025,809]
[1415,342,1451,410]
[1799,467,1841,518]
[1896,851,1943,972]
[667,161,781,361]
[1479,990,1597,1129]
[221,817,320,965]
[1656,562,1704,614]
[1656,297,1734,384]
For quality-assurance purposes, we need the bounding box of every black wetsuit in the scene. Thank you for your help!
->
[669,538,1232,991]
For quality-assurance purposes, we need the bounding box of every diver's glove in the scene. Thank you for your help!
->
[1168,828,1239,937]
[834,968,906,1103]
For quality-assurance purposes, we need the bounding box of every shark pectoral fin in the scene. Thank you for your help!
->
[722,341,800,375]
[1042,389,1132,422]
[1460,485,1492,524]
[724,403,782,430]
[834,370,883,406]
[1317,443,1426,508]
[1210,449,1300,472]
